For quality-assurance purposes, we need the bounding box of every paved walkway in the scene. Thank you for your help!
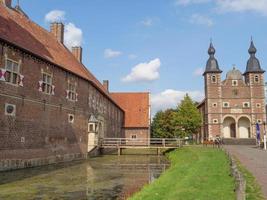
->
[224,145,267,199]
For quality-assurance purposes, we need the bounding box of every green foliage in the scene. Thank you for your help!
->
[130,147,236,200]
[151,94,202,138]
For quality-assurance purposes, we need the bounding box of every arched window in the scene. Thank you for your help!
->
[211,75,217,83]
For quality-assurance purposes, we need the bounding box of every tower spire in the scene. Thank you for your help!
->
[203,41,222,75]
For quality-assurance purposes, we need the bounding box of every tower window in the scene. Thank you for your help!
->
[223,102,230,108]
[211,75,217,83]
[254,75,259,83]
[232,80,238,86]
[243,102,250,108]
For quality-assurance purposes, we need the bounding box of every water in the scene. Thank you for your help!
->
[0,151,169,200]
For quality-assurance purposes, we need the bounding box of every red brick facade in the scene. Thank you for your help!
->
[198,42,266,142]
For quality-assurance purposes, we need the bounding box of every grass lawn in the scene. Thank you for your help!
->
[130,146,235,200]
[235,159,264,200]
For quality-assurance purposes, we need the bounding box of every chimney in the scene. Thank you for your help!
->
[72,47,82,63]
[50,22,64,44]
[1,0,12,7]
[103,80,109,92]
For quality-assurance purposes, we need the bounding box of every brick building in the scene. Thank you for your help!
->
[0,1,149,171]
[111,93,150,140]
[198,41,266,143]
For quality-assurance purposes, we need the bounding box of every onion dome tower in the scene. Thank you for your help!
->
[203,42,222,75]
[244,40,264,74]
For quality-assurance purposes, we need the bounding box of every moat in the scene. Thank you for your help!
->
[0,151,169,200]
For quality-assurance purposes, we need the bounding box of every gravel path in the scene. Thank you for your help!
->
[224,145,267,199]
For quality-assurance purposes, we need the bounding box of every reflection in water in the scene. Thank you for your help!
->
[0,154,169,200]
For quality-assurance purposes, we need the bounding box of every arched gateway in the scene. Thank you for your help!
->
[222,116,251,139]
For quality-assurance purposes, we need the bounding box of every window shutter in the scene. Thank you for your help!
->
[38,80,43,92]
[66,90,69,99]
[75,93,78,102]
[19,74,24,86]
[52,85,55,95]
[0,68,6,81]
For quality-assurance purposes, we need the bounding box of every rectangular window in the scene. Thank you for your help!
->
[254,75,259,83]
[223,102,230,108]
[42,73,53,94]
[213,119,218,124]
[68,82,76,101]
[5,59,19,85]
[232,80,238,86]
[243,102,250,108]
[131,135,137,139]
[211,75,217,83]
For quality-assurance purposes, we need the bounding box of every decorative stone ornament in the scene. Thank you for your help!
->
[0,68,6,81]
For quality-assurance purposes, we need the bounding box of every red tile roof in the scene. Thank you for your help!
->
[111,92,150,128]
[0,5,121,109]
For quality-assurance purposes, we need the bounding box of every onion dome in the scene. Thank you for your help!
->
[244,40,264,74]
[226,66,243,80]
[203,42,222,75]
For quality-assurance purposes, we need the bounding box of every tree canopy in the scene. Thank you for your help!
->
[151,94,202,138]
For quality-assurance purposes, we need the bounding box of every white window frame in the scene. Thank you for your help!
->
[213,119,218,124]
[5,58,20,85]
[42,72,53,95]
[232,80,238,86]
[68,82,76,101]
[68,114,74,123]
[243,102,250,108]
[223,102,230,108]
[5,103,16,116]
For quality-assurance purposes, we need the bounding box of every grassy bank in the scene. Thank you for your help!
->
[130,147,235,200]
[235,159,264,200]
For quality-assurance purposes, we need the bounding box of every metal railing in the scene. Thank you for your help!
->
[99,138,183,148]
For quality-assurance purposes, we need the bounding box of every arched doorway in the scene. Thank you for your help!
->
[223,117,236,138]
[238,117,250,138]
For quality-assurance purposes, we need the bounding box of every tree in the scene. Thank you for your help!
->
[172,94,202,138]
[151,109,176,138]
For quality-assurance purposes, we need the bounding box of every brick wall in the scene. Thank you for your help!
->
[0,42,124,170]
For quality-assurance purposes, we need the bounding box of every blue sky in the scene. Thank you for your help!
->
[17,0,267,113]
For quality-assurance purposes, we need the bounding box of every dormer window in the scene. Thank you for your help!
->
[211,75,217,83]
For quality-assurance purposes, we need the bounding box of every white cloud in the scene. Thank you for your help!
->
[151,89,204,114]
[141,18,153,27]
[193,67,204,76]
[104,49,122,58]
[175,0,211,6]
[122,58,161,82]
[45,10,65,23]
[128,54,137,59]
[64,23,83,49]
[216,0,267,15]
[189,14,214,27]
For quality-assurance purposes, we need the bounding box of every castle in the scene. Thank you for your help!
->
[198,41,266,143]
[0,0,150,171]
